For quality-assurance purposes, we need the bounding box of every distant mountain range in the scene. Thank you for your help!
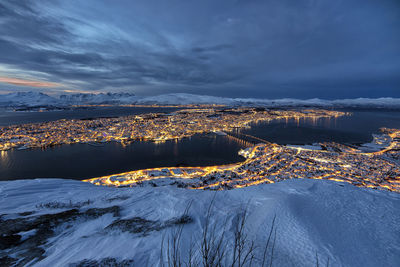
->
[0,92,137,107]
[1,91,400,108]
[136,93,400,108]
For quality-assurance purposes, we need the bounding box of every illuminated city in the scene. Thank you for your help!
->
[0,108,345,151]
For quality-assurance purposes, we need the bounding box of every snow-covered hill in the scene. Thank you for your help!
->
[0,178,399,266]
[1,91,400,108]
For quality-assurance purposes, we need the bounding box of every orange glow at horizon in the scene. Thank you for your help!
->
[0,76,62,88]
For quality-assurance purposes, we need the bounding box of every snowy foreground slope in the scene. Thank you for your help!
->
[1,179,399,266]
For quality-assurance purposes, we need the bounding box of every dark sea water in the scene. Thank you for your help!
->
[0,107,399,180]
[0,106,181,126]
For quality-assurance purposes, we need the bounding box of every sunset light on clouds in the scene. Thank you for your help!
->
[0,77,62,88]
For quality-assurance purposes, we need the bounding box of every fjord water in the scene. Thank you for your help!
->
[0,108,399,180]
[239,108,400,145]
[0,106,181,126]
[0,134,246,180]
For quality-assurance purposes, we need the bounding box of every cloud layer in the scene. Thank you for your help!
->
[0,0,399,98]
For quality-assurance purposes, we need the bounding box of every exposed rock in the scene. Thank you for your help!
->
[0,234,21,250]
[0,256,17,267]
[17,211,35,216]
[69,257,134,267]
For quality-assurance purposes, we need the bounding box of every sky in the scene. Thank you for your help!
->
[0,0,399,99]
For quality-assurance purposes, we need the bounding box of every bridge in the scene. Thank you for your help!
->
[224,131,271,147]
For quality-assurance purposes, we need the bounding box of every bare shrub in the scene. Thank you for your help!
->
[160,197,277,267]
[161,201,193,267]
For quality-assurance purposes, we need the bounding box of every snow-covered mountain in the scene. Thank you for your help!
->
[1,91,400,108]
[0,92,59,107]
[0,178,398,266]
[136,93,236,105]
[0,92,138,107]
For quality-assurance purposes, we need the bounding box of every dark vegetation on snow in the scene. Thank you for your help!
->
[106,215,193,235]
[0,205,120,266]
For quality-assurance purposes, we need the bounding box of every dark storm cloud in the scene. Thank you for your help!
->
[0,0,241,91]
[0,1,73,44]
[0,0,399,97]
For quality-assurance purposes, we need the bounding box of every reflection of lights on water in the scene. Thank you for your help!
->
[173,141,178,156]
[0,150,9,167]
